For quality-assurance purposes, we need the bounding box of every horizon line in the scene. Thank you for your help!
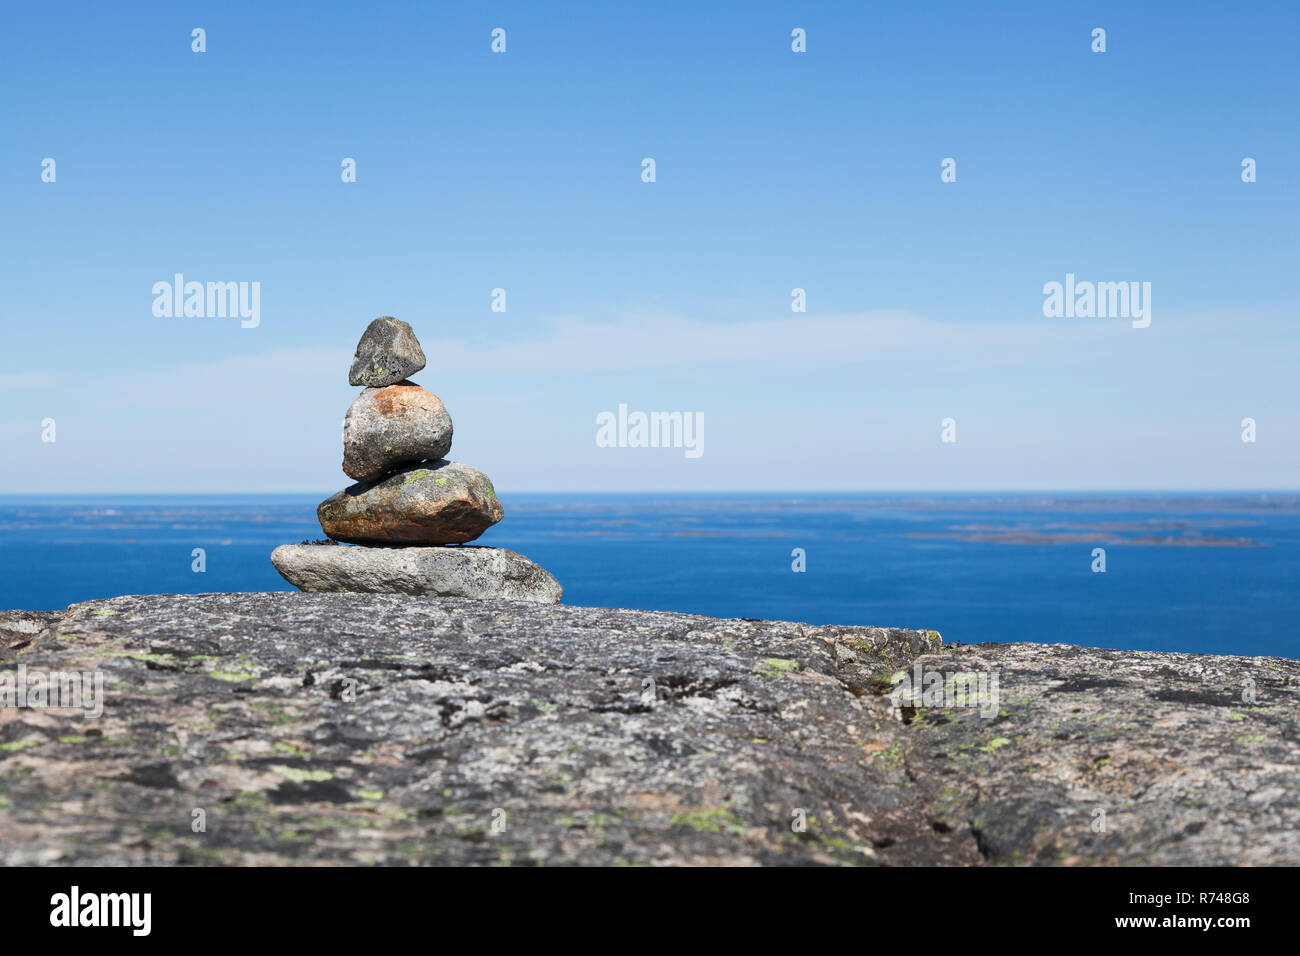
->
[1,489,1298,497]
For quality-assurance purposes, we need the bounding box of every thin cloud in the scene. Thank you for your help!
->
[0,373,54,389]
[416,310,1123,373]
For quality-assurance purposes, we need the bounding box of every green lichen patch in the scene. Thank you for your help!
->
[272,742,312,758]
[756,658,800,678]
[669,807,747,835]
[209,670,257,683]
[272,766,334,783]
[399,469,433,489]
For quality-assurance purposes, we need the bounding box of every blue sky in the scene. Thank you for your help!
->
[1,0,1296,492]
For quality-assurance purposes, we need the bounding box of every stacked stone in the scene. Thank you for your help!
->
[271,317,561,603]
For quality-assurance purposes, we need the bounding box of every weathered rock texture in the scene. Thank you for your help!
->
[348,316,427,387]
[319,460,503,545]
[343,384,453,482]
[1,594,1296,866]
[270,544,562,603]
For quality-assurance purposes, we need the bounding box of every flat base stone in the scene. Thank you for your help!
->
[270,543,562,603]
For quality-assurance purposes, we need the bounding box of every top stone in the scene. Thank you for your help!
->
[348,317,427,387]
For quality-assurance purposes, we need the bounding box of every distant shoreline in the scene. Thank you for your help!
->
[2,490,1299,506]
[905,531,1262,547]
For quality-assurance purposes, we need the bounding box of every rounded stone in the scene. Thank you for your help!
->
[343,384,453,483]
[270,543,563,603]
[349,316,427,387]
[318,460,504,545]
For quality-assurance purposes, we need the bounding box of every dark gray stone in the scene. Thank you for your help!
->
[348,316,427,387]
[270,543,562,603]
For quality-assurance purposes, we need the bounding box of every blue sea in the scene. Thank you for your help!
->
[1,494,1297,659]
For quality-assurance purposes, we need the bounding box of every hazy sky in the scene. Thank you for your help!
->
[2,1,1296,493]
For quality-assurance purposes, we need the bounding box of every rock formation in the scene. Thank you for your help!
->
[271,318,560,601]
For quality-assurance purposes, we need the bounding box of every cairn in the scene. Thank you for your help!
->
[270,317,562,603]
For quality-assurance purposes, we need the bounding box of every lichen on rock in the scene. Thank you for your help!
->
[1,594,1296,866]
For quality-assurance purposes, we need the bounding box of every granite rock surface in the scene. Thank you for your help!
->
[1,593,1296,866]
